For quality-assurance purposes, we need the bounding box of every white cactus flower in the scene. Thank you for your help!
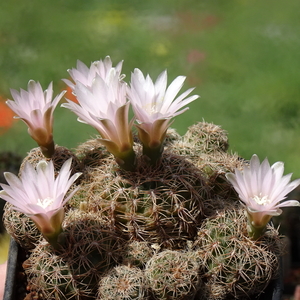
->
[127,68,199,163]
[6,80,65,157]
[0,158,81,245]
[226,154,300,238]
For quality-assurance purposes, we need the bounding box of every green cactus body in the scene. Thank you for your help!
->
[24,211,126,299]
[194,209,281,300]
[60,211,126,295]
[169,123,244,217]
[145,250,201,300]
[81,149,209,247]
[183,122,229,154]
[98,265,147,300]
[24,241,82,300]
[3,203,42,250]
[122,241,155,268]
[169,123,228,160]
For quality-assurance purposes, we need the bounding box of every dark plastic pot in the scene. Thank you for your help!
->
[4,238,283,300]
[4,238,19,300]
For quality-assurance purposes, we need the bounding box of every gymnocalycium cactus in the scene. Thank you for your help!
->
[1,56,300,300]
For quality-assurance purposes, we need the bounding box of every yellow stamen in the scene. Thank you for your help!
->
[252,194,271,206]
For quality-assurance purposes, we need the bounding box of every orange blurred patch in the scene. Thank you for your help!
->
[0,99,15,134]
[64,85,78,104]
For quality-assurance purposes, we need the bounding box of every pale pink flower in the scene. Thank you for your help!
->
[62,70,135,170]
[127,68,199,162]
[6,80,65,157]
[0,159,82,246]
[63,56,124,90]
[226,154,300,238]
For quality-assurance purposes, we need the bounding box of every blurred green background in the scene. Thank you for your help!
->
[1,0,300,177]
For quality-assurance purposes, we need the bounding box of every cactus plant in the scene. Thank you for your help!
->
[122,240,155,268]
[24,210,126,299]
[98,265,147,300]
[193,208,281,300]
[2,56,298,300]
[145,249,201,300]
[3,203,42,250]
[81,149,209,248]
[23,241,82,300]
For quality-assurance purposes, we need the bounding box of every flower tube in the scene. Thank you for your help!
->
[226,154,300,239]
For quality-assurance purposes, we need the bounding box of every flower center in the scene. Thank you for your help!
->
[142,95,164,115]
[143,103,158,115]
[252,194,271,206]
[37,197,54,209]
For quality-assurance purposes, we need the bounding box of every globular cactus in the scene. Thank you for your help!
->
[193,208,281,300]
[0,37,289,300]
[144,249,201,300]
[122,240,155,268]
[169,122,228,159]
[97,265,147,300]
[183,122,229,154]
[195,152,244,216]
[3,203,42,250]
[24,210,127,299]
[80,149,209,248]
[169,123,244,217]
[24,240,83,300]
[60,210,127,295]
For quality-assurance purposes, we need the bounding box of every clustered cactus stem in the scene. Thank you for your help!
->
[1,56,300,300]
